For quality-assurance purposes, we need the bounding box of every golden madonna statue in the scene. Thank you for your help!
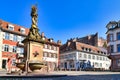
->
[31,6,38,29]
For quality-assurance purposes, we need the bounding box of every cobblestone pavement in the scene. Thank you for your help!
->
[0,70,120,80]
[0,75,120,80]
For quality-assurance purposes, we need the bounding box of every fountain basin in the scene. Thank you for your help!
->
[29,63,44,71]
[16,63,25,71]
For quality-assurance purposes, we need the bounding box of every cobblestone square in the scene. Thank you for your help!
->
[0,70,120,80]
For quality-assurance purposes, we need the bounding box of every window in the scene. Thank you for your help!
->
[5,32,9,40]
[117,32,120,40]
[20,48,24,53]
[54,54,56,58]
[51,53,54,58]
[56,54,57,58]
[92,55,95,59]
[84,54,87,58]
[117,44,120,52]
[13,46,17,53]
[88,55,91,59]
[103,57,105,61]
[69,61,74,68]
[109,24,115,29]
[47,53,49,57]
[20,28,25,34]
[9,27,14,30]
[85,48,88,51]
[100,56,102,60]
[100,63,102,67]
[12,58,16,66]
[78,53,82,58]
[110,45,114,53]
[95,62,99,67]
[89,48,91,52]
[82,47,84,50]
[44,44,47,48]
[17,36,21,42]
[97,56,99,60]
[13,35,17,41]
[109,34,113,41]
[117,59,120,66]
[43,52,47,57]
[8,24,14,31]
[4,45,9,52]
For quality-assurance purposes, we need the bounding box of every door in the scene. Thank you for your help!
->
[64,62,67,69]
[2,60,7,69]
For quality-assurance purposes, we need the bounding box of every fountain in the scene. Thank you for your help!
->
[16,5,47,74]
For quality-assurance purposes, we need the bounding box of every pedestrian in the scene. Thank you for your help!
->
[7,58,12,73]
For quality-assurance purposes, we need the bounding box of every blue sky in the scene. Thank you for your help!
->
[0,0,120,44]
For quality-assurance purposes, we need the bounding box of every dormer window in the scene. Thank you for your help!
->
[109,24,115,29]
[20,28,25,34]
[48,38,53,42]
[8,24,14,31]
[82,47,84,50]
[50,38,53,42]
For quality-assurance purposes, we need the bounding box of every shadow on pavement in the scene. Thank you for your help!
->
[0,73,120,80]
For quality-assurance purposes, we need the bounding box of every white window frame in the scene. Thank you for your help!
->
[20,28,25,34]
[8,24,14,31]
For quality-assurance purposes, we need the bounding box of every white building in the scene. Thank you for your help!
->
[0,19,29,70]
[60,41,111,71]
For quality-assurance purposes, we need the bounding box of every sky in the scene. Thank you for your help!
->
[0,0,120,44]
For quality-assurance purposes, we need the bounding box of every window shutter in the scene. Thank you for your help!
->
[9,45,13,52]
[2,32,5,39]
[10,34,13,40]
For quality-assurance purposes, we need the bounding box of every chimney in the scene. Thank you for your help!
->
[57,40,62,45]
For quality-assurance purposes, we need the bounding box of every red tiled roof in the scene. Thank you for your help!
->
[76,42,100,52]
[0,19,60,46]
[0,19,29,35]
[60,41,107,54]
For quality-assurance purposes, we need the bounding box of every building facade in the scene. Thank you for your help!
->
[42,36,61,71]
[106,21,120,71]
[60,40,111,71]
[0,19,61,72]
[0,20,29,71]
